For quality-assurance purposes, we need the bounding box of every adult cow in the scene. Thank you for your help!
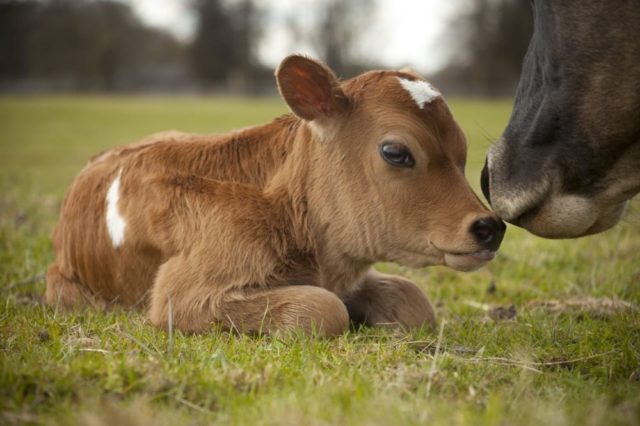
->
[481,0,640,238]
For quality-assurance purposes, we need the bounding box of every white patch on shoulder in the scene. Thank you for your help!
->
[106,168,126,248]
[396,77,441,109]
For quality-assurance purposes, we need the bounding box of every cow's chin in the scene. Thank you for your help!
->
[514,195,629,239]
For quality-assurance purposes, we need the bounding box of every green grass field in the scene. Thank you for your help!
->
[1,96,639,425]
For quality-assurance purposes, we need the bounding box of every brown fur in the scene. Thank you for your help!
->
[47,55,499,336]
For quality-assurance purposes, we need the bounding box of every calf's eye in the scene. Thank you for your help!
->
[379,141,415,168]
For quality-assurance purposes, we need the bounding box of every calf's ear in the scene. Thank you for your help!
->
[399,66,421,79]
[276,55,349,121]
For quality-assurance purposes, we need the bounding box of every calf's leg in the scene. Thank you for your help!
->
[46,263,85,308]
[217,286,350,336]
[148,256,349,336]
[344,269,436,330]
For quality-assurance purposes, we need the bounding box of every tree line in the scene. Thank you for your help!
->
[0,0,269,92]
[1,0,184,91]
[0,0,532,96]
[432,0,533,97]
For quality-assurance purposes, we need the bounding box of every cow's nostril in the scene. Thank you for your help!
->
[480,158,491,205]
[470,218,505,251]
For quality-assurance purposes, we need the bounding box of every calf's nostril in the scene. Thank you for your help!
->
[470,218,505,251]
[473,223,492,242]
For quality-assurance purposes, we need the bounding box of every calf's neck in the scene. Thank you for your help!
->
[47,55,505,336]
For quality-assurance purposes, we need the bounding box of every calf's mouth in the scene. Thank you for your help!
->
[435,246,498,272]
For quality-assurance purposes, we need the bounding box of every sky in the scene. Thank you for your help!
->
[127,0,461,74]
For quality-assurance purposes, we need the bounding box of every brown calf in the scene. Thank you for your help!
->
[46,55,505,336]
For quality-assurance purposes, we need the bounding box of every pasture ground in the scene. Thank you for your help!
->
[0,96,639,425]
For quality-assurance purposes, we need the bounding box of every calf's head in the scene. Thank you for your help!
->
[481,0,640,238]
[277,55,505,271]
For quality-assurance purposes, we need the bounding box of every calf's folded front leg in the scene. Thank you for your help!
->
[148,255,349,336]
[218,285,350,336]
[344,269,436,330]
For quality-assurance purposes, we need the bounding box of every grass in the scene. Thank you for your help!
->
[1,95,639,425]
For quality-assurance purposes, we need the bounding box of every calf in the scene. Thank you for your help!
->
[46,55,505,336]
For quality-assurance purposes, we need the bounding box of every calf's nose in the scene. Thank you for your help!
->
[470,217,506,252]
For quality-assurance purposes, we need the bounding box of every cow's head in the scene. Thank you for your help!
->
[277,55,505,271]
[481,0,640,238]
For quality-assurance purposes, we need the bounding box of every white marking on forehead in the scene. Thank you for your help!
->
[106,168,126,248]
[396,77,441,109]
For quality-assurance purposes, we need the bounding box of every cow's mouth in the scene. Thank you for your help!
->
[514,197,629,238]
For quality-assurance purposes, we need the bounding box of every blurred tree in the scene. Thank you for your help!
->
[190,0,263,89]
[0,1,38,81]
[30,0,138,89]
[190,0,236,84]
[318,0,375,75]
[0,0,185,91]
[228,0,260,77]
[434,0,533,97]
[285,0,376,77]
